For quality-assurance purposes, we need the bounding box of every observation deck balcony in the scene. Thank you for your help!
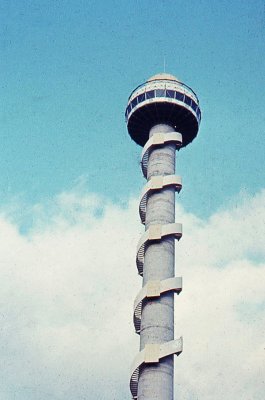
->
[126,77,201,147]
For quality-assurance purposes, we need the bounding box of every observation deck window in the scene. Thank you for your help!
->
[175,92,184,101]
[138,93,146,102]
[146,90,155,99]
[131,97,138,108]
[166,90,175,98]
[191,99,197,112]
[184,96,192,106]
[155,89,165,97]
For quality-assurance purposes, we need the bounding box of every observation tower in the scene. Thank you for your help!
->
[125,73,201,400]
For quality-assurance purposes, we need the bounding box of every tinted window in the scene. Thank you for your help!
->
[175,92,184,101]
[191,99,197,111]
[166,90,175,98]
[146,90,155,99]
[184,96,191,106]
[155,89,165,97]
[131,97,138,108]
[197,108,201,120]
[138,93,146,103]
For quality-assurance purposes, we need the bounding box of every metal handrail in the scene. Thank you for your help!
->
[127,78,199,103]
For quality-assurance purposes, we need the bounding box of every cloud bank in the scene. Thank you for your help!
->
[0,188,264,399]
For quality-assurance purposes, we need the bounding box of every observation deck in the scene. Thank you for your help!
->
[125,73,201,147]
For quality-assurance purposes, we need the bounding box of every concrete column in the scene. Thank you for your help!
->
[138,124,176,400]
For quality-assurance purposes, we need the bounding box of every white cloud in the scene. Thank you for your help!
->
[0,188,264,399]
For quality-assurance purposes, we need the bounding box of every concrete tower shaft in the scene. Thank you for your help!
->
[139,123,178,400]
[126,73,201,400]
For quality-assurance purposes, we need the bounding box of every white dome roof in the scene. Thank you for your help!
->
[147,73,179,82]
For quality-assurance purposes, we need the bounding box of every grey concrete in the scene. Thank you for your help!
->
[138,124,177,400]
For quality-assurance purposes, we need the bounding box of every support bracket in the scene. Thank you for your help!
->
[133,277,182,334]
[139,175,182,224]
[136,223,182,276]
[141,132,182,178]
[130,338,183,399]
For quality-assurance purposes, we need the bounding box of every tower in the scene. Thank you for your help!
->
[125,73,201,400]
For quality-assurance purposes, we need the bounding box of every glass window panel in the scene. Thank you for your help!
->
[166,90,175,98]
[175,92,184,101]
[131,97,138,108]
[155,89,165,97]
[191,99,197,111]
[146,90,155,99]
[138,93,145,102]
[197,108,201,120]
[184,96,191,106]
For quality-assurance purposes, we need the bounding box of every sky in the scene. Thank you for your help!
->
[0,1,264,399]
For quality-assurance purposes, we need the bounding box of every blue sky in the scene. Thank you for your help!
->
[0,2,265,400]
[1,0,264,219]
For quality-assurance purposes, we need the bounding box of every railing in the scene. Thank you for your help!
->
[127,78,199,102]
[125,87,201,123]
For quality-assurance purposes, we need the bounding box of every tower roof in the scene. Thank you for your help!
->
[147,73,179,82]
